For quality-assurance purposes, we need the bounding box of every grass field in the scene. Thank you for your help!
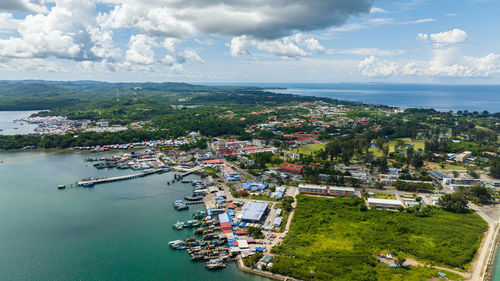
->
[292,143,326,155]
[270,195,486,281]
[425,161,467,171]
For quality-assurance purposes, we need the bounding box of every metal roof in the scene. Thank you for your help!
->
[367,198,403,205]
[240,201,268,222]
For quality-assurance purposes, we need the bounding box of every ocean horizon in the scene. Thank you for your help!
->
[203,82,500,113]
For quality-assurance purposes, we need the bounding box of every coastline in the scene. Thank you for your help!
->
[237,258,300,281]
[484,219,500,280]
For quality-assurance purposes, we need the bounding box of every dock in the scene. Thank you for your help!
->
[183,200,205,205]
[75,168,169,187]
[172,166,204,178]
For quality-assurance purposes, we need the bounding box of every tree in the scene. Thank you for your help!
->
[490,157,500,179]
[438,191,469,213]
[468,185,493,204]
[281,196,295,212]
[395,256,406,266]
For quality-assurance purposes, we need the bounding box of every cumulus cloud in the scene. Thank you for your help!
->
[98,0,375,40]
[0,0,120,62]
[359,28,500,78]
[229,33,325,58]
[125,34,157,65]
[358,56,398,77]
[0,12,21,31]
[0,0,47,13]
[418,28,468,47]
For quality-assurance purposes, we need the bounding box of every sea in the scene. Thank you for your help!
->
[0,110,40,135]
[219,83,500,113]
[0,150,269,281]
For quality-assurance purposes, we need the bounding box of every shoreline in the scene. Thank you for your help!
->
[484,219,500,280]
[237,258,300,281]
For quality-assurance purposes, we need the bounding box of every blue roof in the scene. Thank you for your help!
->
[219,213,230,223]
[242,182,268,191]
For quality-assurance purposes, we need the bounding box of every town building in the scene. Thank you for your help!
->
[221,165,241,181]
[283,150,300,160]
[456,151,472,162]
[367,198,404,210]
[278,162,305,174]
[298,184,356,197]
[238,202,269,223]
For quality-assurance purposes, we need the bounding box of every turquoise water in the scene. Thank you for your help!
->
[0,151,269,281]
[493,247,500,280]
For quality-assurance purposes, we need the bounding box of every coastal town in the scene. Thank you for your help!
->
[1,83,500,281]
[60,111,500,281]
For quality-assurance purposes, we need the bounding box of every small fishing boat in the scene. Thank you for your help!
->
[184,195,204,201]
[176,204,189,211]
[185,220,201,228]
[168,240,186,249]
[173,221,185,230]
[205,259,226,270]
[57,185,66,189]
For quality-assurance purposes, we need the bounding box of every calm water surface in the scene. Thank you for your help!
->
[0,110,40,135]
[0,151,269,281]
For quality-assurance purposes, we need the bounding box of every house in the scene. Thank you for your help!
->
[278,163,304,174]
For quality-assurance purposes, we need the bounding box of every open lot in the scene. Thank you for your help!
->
[269,195,487,281]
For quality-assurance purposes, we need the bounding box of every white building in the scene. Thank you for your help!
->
[367,198,404,210]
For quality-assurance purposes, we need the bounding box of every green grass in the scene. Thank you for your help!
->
[249,194,277,202]
[270,195,486,281]
[424,162,467,171]
[292,143,326,155]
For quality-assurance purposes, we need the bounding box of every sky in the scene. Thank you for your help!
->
[0,0,499,83]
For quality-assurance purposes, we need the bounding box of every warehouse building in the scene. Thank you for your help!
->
[367,198,404,210]
[238,202,269,223]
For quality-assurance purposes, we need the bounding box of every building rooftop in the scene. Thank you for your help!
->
[367,198,403,205]
[240,201,268,222]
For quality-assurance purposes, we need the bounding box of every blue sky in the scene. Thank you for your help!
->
[0,0,499,83]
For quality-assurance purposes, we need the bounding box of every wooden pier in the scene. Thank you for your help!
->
[75,168,169,187]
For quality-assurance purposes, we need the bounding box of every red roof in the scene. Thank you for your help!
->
[202,159,223,164]
[235,230,247,235]
[296,137,312,142]
[278,162,304,174]
[220,222,232,230]
[228,204,236,209]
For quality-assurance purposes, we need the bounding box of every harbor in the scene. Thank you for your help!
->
[0,150,270,281]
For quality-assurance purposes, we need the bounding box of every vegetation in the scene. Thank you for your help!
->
[394,181,435,192]
[439,186,494,212]
[247,226,265,239]
[292,144,326,155]
[270,195,487,281]
[490,157,500,178]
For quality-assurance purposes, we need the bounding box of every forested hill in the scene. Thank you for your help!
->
[0,80,360,111]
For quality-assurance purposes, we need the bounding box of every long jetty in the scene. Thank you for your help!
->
[172,166,204,178]
[76,168,169,187]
